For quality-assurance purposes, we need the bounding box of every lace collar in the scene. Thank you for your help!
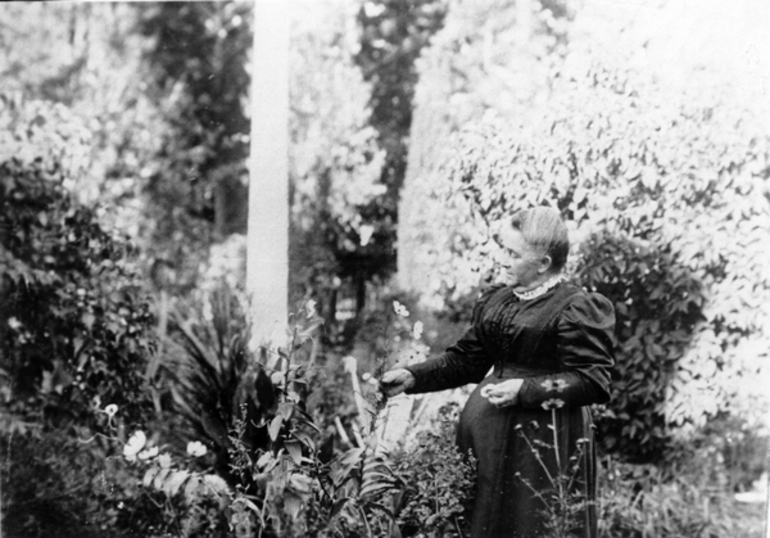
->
[513,273,567,301]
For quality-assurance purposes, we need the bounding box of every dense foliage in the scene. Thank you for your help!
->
[106,282,471,537]
[135,1,253,292]
[351,0,448,282]
[398,0,769,461]
[288,0,388,325]
[0,96,161,538]
[397,0,572,298]
[0,96,156,427]
[446,63,770,459]
[288,0,447,332]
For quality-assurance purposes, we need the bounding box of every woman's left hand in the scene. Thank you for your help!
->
[481,379,524,408]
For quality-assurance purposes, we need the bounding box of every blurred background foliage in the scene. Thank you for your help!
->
[1,0,768,537]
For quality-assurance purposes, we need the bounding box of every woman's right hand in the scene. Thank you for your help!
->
[379,368,416,397]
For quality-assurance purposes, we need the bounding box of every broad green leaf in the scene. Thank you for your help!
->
[268,415,283,442]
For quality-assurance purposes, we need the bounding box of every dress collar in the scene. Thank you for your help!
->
[512,273,567,301]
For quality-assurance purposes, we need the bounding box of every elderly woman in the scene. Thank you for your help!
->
[381,207,615,538]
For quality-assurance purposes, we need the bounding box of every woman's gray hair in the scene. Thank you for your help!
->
[510,207,570,271]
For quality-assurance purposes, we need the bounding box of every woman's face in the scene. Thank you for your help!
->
[494,227,549,290]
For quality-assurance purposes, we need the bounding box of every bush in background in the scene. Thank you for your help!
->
[0,95,158,536]
[0,96,156,428]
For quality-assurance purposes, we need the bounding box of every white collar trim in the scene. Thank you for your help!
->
[513,273,566,301]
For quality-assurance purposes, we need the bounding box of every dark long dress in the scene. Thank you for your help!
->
[405,282,615,538]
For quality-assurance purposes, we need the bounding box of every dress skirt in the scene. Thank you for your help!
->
[457,372,597,538]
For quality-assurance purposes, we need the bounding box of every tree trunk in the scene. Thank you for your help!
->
[247,1,290,353]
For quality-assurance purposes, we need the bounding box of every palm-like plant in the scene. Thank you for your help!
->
[164,284,278,486]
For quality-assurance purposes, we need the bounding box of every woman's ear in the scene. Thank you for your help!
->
[538,254,553,274]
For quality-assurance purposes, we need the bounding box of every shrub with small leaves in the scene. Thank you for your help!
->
[391,403,476,537]
[443,63,770,461]
[0,95,156,428]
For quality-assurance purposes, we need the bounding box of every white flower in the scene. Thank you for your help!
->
[123,430,147,462]
[359,224,375,246]
[186,441,208,458]
[541,398,566,411]
[305,299,317,318]
[8,317,21,330]
[412,321,424,340]
[104,404,118,418]
[158,453,172,469]
[341,355,357,374]
[540,379,558,392]
[361,372,377,386]
[553,379,569,392]
[138,446,159,461]
[541,378,569,393]
[393,301,410,317]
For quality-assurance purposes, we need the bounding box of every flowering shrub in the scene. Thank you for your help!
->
[87,284,474,538]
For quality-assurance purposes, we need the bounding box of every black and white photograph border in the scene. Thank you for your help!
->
[1,1,768,537]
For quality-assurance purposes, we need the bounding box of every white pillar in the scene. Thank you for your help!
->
[247,0,290,354]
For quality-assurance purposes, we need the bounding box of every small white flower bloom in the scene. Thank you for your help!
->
[123,431,147,462]
[359,224,375,246]
[553,379,569,392]
[393,301,410,317]
[158,453,172,469]
[305,299,317,318]
[8,317,21,330]
[186,441,208,458]
[138,446,159,461]
[361,372,372,381]
[541,398,566,411]
[412,321,424,340]
[540,379,556,392]
[104,404,118,418]
[341,355,357,374]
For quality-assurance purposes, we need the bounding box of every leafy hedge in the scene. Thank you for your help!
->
[396,0,769,462]
[0,95,156,427]
[445,63,770,460]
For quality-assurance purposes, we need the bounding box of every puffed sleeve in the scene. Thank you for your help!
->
[403,286,500,394]
[517,292,615,409]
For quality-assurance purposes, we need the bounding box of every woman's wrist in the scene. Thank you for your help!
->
[401,368,416,390]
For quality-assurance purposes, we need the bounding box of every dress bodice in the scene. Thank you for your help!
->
[405,281,616,407]
[472,283,582,374]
